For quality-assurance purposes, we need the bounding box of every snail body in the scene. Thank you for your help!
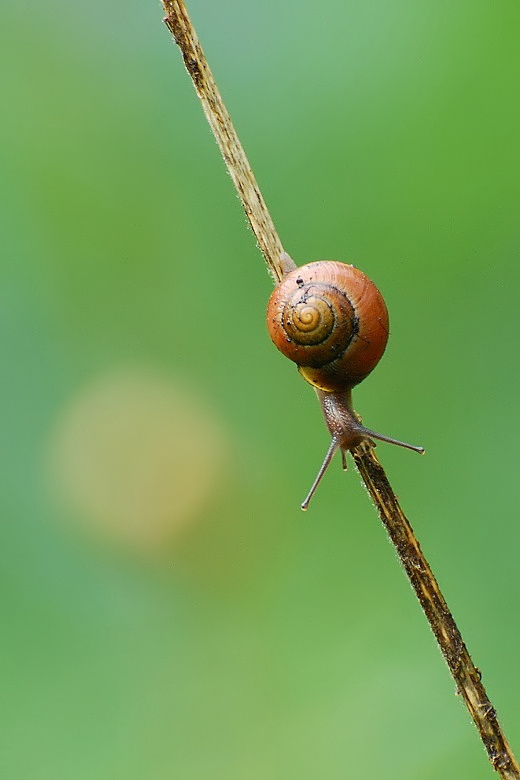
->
[266,259,424,509]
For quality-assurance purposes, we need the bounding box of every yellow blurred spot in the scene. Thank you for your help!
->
[47,367,228,552]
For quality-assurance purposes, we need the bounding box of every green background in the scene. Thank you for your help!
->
[2,1,519,777]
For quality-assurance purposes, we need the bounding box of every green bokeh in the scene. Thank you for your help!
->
[2,1,519,778]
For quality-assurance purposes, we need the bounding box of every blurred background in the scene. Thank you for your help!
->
[1,1,519,777]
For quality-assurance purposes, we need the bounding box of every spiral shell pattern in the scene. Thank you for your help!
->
[266,261,389,392]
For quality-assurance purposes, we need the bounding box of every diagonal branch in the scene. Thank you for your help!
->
[161,1,520,776]
[162,1,286,283]
[353,442,519,778]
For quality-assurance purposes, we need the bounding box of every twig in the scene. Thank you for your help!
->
[161,1,520,776]
[353,442,519,778]
[162,1,287,283]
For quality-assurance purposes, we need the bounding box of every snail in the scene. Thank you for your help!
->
[266,259,424,509]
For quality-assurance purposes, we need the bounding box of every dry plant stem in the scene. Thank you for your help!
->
[162,1,519,776]
[162,0,288,283]
[353,442,520,778]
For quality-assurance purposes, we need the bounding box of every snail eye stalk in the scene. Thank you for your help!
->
[301,429,424,511]
[301,438,340,511]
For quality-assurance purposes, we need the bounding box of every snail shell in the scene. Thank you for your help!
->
[266,261,389,393]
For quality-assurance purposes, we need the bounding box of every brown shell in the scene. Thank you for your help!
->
[266,261,389,392]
